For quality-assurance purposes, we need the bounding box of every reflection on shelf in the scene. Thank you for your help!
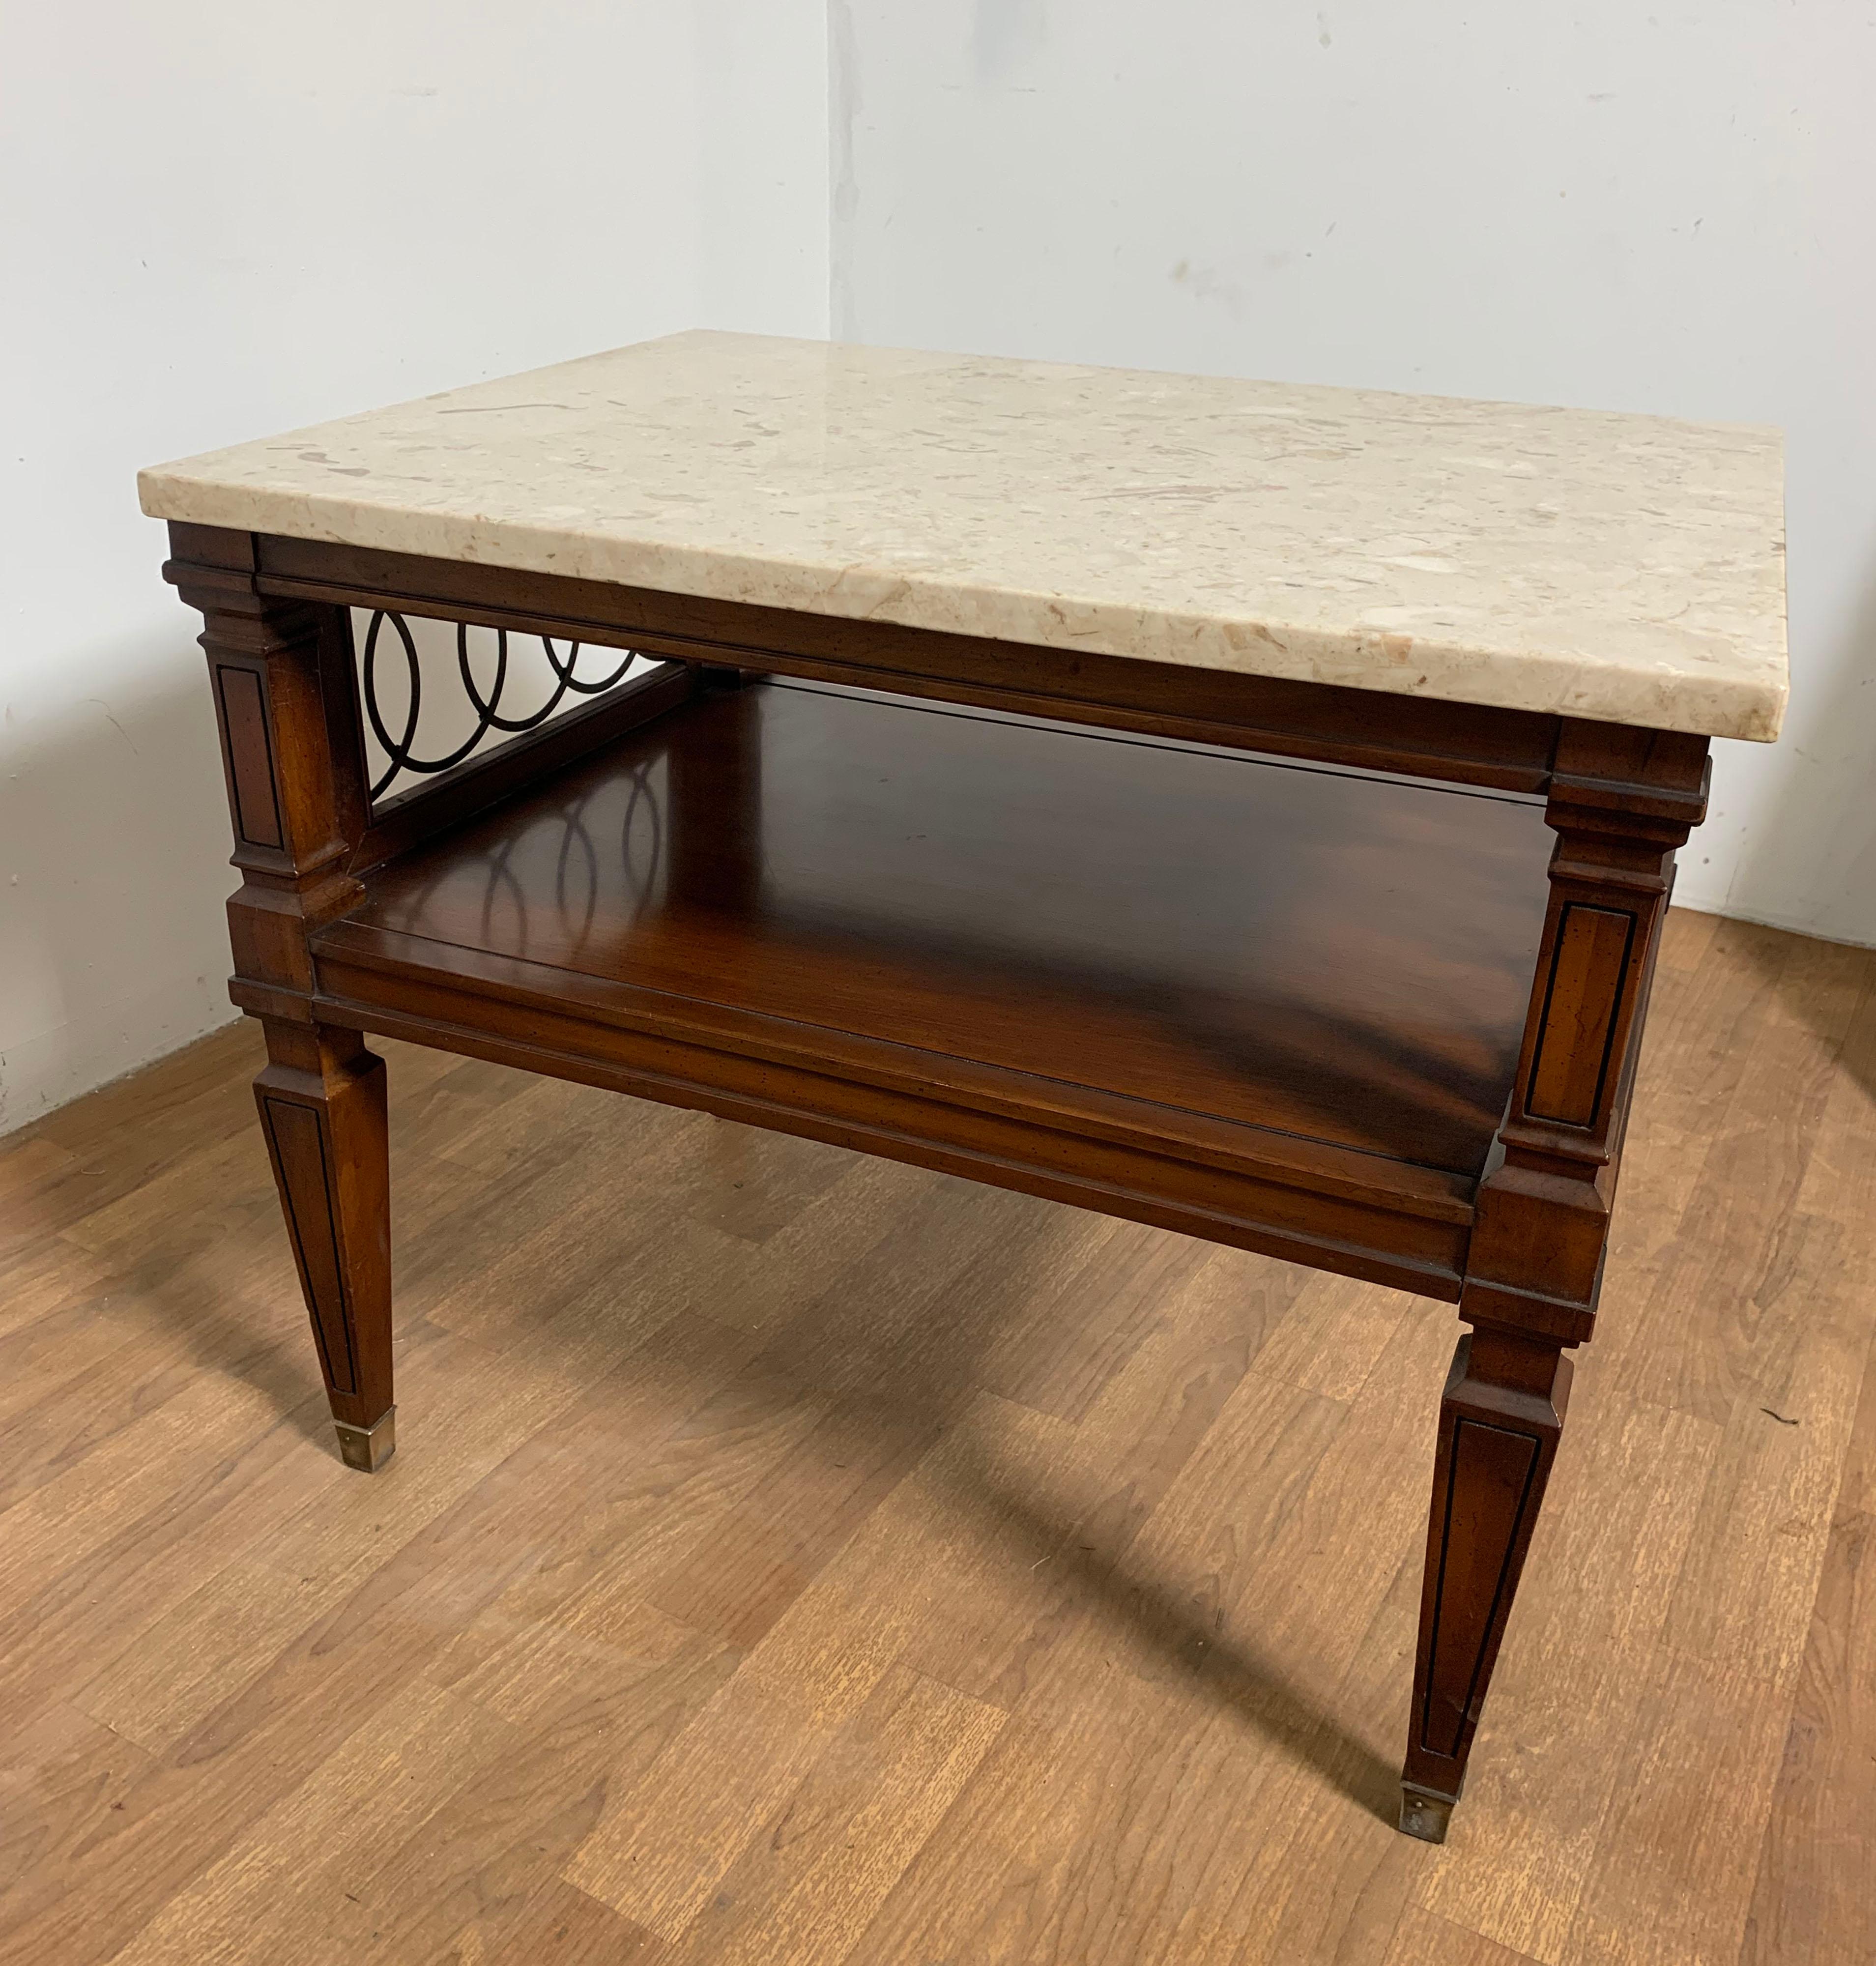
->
[350,683,1554,1173]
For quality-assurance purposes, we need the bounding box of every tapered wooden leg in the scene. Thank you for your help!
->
[254,1018,394,1472]
[1400,1323,1572,1841]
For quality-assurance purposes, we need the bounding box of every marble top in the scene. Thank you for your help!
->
[140,331,1787,742]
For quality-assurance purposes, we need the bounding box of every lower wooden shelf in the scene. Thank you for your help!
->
[307,679,1556,1297]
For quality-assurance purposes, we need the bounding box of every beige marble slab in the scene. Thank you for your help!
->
[139,331,1786,741]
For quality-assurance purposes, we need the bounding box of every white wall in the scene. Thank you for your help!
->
[7,4,1869,1138]
[0,0,828,1135]
[830,1,1876,945]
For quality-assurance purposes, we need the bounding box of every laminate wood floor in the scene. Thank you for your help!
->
[1,907,1871,1966]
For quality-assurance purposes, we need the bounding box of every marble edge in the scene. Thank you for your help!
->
[137,466,1789,745]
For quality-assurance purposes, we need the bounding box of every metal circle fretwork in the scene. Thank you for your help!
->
[361,610,640,801]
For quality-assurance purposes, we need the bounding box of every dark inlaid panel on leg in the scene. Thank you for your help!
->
[261,1094,360,1395]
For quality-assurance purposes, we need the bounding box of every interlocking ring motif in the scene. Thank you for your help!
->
[360,610,642,802]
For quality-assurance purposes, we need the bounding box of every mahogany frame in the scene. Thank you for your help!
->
[165,519,1710,1843]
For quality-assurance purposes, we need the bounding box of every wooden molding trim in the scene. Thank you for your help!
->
[306,944,1473,1301]
[236,532,1566,793]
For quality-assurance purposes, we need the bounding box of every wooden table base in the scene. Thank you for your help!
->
[165,521,1710,1842]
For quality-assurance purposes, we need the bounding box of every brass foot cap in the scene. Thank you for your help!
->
[1399,1783,1457,1843]
[334,1408,396,1473]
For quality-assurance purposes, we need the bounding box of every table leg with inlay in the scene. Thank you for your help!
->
[254,1020,395,1473]
[171,539,398,1473]
[1401,724,1706,1837]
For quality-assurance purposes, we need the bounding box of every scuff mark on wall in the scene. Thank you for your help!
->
[1169,257,1246,316]
[88,701,141,756]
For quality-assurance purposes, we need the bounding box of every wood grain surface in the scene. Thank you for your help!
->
[1,907,1870,1965]
[345,679,1553,1177]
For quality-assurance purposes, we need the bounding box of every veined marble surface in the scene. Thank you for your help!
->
[140,331,1787,741]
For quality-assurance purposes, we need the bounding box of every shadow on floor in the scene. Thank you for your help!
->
[87,1037,1407,1823]
[939,1427,1406,1822]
